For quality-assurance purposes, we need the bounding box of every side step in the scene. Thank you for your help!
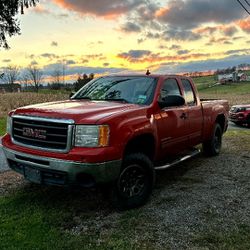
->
[154,148,201,170]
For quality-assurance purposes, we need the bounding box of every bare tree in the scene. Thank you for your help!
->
[3,65,20,92]
[26,66,43,92]
[52,69,62,85]
[19,74,30,90]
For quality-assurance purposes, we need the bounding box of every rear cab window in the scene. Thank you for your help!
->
[181,79,197,106]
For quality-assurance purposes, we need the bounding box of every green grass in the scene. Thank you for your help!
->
[0,187,162,250]
[193,225,250,250]
[0,117,7,136]
[192,75,217,90]
[198,82,250,95]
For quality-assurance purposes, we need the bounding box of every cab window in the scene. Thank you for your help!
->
[160,78,181,99]
[181,79,196,106]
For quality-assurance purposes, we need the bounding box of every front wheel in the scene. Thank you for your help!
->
[203,123,222,156]
[112,153,155,210]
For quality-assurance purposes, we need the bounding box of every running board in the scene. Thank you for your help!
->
[154,148,201,170]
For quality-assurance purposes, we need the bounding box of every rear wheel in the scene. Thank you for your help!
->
[112,153,155,210]
[203,123,222,156]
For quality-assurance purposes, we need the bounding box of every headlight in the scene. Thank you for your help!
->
[6,116,12,135]
[74,125,109,147]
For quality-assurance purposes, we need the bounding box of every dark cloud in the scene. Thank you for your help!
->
[177,50,190,55]
[169,45,181,50]
[163,28,201,41]
[156,0,246,29]
[120,22,141,33]
[53,0,144,17]
[137,38,144,44]
[226,48,250,55]
[222,26,238,36]
[223,41,233,45]
[2,59,11,63]
[42,63,126,79]
[51,41,58,47]
[208,37,228,44]
[40,53,59,59]
[157,54,250,73]
[83,53,105,60]
[118,50,210,64]
[118,50,152,60]
[66,60,76,65]
[82,59,89,64]
[146,32,160,39]
[233,36,244,40]
[30,60,38,65]
[195,26,218,35]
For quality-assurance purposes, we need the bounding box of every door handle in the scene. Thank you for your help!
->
[180,113,188,119]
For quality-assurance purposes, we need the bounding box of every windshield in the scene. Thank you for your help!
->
[72,76,157,105]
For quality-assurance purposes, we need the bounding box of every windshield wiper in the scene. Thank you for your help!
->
[104,98,129,103]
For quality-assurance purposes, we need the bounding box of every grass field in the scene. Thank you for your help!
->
[0,117,6,136]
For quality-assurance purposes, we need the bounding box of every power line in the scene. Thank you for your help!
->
[243,0,250,7]
[237,0,250,15]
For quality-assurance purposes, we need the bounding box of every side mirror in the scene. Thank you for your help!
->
[69,92,76,98]
[158,95,185,109]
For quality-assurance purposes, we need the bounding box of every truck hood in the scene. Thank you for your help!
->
[13,100,141,124]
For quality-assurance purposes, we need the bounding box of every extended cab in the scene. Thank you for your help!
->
[2,75,229,209]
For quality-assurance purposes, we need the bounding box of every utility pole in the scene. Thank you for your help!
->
[62,59,65,84]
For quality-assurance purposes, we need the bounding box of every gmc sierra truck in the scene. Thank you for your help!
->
[2,74,229,209]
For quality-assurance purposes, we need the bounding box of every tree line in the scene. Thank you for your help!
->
[0,65,95,92]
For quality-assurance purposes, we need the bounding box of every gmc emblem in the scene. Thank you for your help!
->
[23,127,47,140]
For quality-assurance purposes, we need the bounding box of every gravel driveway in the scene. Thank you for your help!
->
[0,132,249,249]
[0,138,8,172]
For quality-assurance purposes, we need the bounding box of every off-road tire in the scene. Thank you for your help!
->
[112,153,155,210]
[203,123,222,156]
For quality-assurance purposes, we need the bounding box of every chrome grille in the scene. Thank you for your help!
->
[11,115,74,153]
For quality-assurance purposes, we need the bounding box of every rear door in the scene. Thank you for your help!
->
[156,77,189,156]
[180,78,203,146]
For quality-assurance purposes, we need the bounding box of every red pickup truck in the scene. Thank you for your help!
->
[2,75,229,209]
[229,104,250,126]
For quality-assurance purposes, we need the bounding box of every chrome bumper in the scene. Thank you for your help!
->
[2,147,122,187]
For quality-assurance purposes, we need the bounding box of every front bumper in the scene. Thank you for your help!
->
[2,147,122,187]
[229,113,247,123]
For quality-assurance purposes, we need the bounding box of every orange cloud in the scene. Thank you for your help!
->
[155,7,169,18]
[237,18,250,33]
[118,51,210,64]
[195,24,237,36]
[52,0,139,18]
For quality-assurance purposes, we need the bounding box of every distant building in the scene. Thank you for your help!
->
[0,83,21,93]
[218,72,248,84]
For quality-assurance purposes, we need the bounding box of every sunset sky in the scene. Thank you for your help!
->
[0,0,250,81]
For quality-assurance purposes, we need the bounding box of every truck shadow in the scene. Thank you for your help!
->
[18,155,204,213]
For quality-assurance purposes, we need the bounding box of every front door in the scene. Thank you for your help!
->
[155,78,189,157]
